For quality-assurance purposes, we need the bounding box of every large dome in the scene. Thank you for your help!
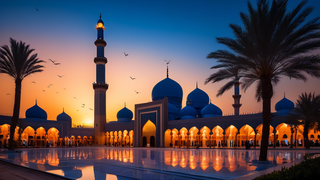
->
[180,106,198,120]
[117,107,133,122]
[201,103,222,117]
[57,109,71,122]
[25,100,47,120]
[275,97,294,111]
[152,77,183,109]
[186,85,209,109]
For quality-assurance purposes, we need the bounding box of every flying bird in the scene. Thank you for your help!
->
[6,93,10,95]
[89,108,93,111]
[63,88,66,90]
[31,81,36,84]
[47,84,53,88]
[57,75,64,78]
[82,104,85,106]
[49,59,60,65]
[130,76,136,80]
[73,97,77,99]
[42,90,45,92]
[135,90,140,94]
[123,52,129,57]
[56,92,58,94]
[164,60,171,65]
[35,7,38,11]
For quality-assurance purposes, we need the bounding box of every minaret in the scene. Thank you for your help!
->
[93,14,108,145]
[232,80,242,115]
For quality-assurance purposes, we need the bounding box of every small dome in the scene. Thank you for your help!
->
[186,85,209,109]
[180,106,198,120]
[25,100,47,120]
[168,103,179,121]
[117,107,133,122]
[152,77,183,109]
[201,103,222,117]
[57,109,71,122]
[275,96,294,111]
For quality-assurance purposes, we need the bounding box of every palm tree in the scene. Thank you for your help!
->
[286,92,320,149]
[206,0,320,161]
[0,38,45,150]
[205,66,242,97]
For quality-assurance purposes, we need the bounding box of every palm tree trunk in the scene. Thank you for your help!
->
[8,79,22,150]
[259,78,273,161]
[303,121,310,149]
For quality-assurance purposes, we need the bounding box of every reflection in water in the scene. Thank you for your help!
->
[0,147,312,180]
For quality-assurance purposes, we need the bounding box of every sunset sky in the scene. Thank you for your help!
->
[1,0,320,125]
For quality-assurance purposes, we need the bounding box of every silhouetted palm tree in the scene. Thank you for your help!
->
[286,92,320,149]
[206,0,320,160]
[0,38,45,150]
[205,66,242,97]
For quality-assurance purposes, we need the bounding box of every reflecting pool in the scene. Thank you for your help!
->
[0,147,316,180]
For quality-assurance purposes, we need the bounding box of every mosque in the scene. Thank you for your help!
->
[0,16,319,149]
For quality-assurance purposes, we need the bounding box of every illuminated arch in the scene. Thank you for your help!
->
[47,127,59,147]
[200,126,210,147]
[36,127,46,147]
[225,125,238,147]
[179,127,188,147]
[142,120,156,147]
[276,123,292,147]
[212,126,223,147]
[239,124,255,147]
[189,126,199,147]
[164,129,171,147]
[129,130,134,147]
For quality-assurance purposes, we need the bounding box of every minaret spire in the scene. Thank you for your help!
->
[35,99,37,105]
[196,81,198,88]
[100,13,101,19]
[166,65,169,78]
[284,92,286,98]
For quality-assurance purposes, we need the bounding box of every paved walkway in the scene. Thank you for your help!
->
[0,159,71,180]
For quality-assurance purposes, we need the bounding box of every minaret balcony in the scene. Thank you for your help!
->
[94,39,107,47]
[94,57,108,64]
[93,83,109,90]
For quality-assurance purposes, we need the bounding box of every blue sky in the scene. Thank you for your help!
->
[1,0,320,124]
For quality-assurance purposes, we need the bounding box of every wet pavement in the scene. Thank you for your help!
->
[0,147,319,180]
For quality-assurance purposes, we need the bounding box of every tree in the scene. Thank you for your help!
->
[206,0,320,160]
[0,38,45,150]
[286,92,320,149]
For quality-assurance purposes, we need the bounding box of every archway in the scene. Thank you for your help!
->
[123,130,129,147]
[0,124,10,147]
[180,127,188,147]
[212,126,223,147]
[129,130,134,147]
[36,127,46,147]
[22,126,35,146]
[47,127,59,147]
[276,123,292,147]
[200,126,210,147]
[189,126,199,147]
[256,124,274,146]
[172,128,179,147]
[164,129,171,147]
[239,125,255,147]
[225,125,238,147]
[142,120,156,147]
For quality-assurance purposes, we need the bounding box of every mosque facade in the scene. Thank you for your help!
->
[0,16,319,149]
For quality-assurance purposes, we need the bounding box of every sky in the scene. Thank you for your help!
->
[1,0,320,126]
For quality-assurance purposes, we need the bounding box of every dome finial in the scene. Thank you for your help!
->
[284,92,285,98]
[35,99,37,105]
[100,13,101,19]
[63,107,64,112]
[124,102,126,107]
[196,81,198,88]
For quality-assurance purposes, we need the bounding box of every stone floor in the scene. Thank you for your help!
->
[0,147,319,180]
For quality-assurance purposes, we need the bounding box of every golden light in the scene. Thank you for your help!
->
[96,23,105,30]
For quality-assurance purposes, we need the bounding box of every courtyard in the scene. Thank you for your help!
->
[0,147,319,180]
